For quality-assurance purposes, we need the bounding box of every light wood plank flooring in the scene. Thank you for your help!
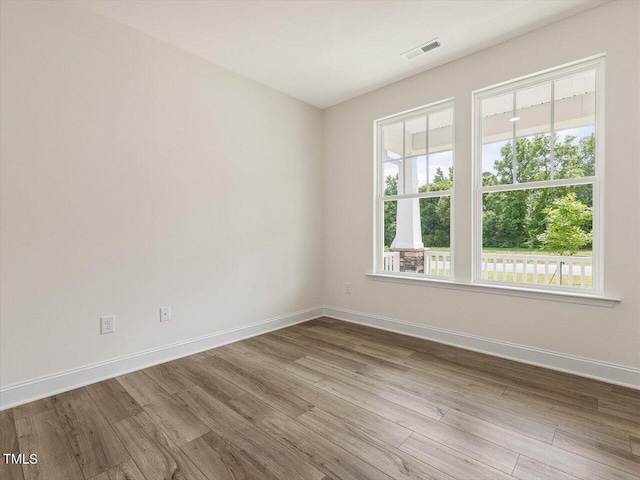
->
[2,317,639,480]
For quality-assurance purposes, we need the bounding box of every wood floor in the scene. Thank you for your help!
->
[2,318,640,480]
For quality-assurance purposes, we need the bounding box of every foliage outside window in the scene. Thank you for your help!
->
[475,58,603,291]
[377,101,454,278]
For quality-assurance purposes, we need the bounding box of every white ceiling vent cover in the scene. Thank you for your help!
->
[402,39,441,60]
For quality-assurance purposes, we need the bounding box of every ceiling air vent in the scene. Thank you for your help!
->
[402,39,441,60]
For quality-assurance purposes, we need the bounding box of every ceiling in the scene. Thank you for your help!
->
[75,0,610,109]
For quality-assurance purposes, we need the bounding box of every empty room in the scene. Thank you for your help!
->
[1,0,639,479]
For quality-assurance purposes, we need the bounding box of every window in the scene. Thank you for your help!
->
[474,58,603,292]
[372,57,607,302]
[376,100,454,278]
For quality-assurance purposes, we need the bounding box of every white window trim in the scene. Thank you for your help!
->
[374,98,455,279]
[472,55,606,295]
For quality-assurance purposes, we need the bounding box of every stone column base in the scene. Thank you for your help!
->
[389,248,424,273]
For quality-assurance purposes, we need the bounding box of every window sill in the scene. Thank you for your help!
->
[366,273,620,308]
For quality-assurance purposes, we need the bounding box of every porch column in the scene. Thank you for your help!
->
[391,157,424,272]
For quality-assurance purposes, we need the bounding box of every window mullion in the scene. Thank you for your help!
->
[402,121,407,195]
[425,115,430,192]
[550,81,555,180]
[512,91,518,184]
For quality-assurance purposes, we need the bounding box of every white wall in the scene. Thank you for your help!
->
[323,1,640,369]
[0,1,323,389]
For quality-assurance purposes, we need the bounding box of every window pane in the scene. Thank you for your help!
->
[555,70,595,130]
[383,200,397,252]
[420,196,452,277]
[482,140,509,186]
[405,116,426,157]
[382,162,400,196]
[553,70,596,180]
[382,197,451,276]
[482,134,553,185]
[382,122,403,160]
[515,84,552,182]
[482,93,514,185]
[405,155,427,194]
[428,108,454,154]
[428,151,453,190]
[554,126,596,179]
[482,184,593,289]
[402,153,453,195]
[428,108,454,190]
[515,83,551,138]
[516,133,551,182]
[482,93,512,145]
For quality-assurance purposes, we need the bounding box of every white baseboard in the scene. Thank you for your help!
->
[4,304,637,410]
[323,306,640,390]
[0,306,324,410]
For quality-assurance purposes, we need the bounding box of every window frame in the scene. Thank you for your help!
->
[472,56,605,294]
[374,98,455,279]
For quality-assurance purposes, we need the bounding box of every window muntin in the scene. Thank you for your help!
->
[475,59,602,292]
[377,101,454,278]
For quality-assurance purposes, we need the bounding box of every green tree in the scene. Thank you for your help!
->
[537,193,592,256]
[383,131,595,255]
[482,132,595,250]
[419,167,452,248]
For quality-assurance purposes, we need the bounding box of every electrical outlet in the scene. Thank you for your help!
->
[100,315,115,334]
[160,306,171,322]
[344,283,352,294]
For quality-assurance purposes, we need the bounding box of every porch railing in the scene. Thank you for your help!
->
[383,250,592,288]
[382,251,401,272]
[480,253,592,288]
[425,251,451,276]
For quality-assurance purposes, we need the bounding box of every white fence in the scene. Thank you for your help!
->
[425,251,450,276]
[383,251,401,272]
[480,253,592,288]
[383,250,592,288]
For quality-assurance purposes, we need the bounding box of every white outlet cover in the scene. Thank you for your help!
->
[160,306,171,322]
[100,315,115,334]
